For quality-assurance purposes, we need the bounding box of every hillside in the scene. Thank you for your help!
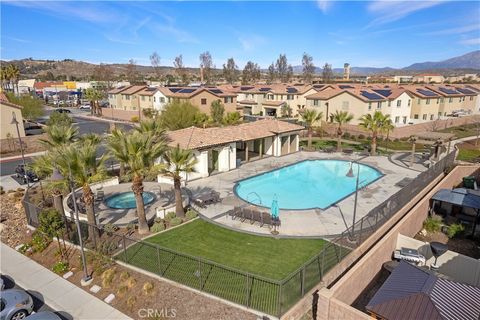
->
[403,50,480,70]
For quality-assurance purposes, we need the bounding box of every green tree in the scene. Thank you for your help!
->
[241,61,261,85]
[40,123,78,149]
[301,109,323,149]
[330,111,354,152]
[84,88,104,116]
[223,112,241,125]
[160,145,197,217]
[38,208,67,261]
[275,54,293,83]
[210,100,225,124]
[159,100,203,130]
[359,111,391,155]
[199,51,213,84]
[267,63,276,84]
[108,129,165,234]
[5,92,44,120]
[223,58,239,84]
[46,111,73,127]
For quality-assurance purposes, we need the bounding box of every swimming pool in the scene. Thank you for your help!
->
[234,160,382,210]
[104,192,155,209]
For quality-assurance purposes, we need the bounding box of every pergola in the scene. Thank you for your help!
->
[413,131,456,159]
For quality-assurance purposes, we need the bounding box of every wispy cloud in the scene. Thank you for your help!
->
[460,37,480,45]
[238,34,266,51]
[420,23,480,35]
[150,23,199,44]
[317,0,333,13]
[3,36,31,43]
[365,1,447,29]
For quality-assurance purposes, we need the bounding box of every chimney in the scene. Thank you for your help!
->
[343,63,350,80]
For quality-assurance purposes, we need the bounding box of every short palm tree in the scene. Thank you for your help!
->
[330,110,354,152]
[108,130,166,234]
[160,145,197,218]
[135,118,165,143]
[84,88,104,116]
[40,124,78,149]
[359,111,391,156]
[383,118,395,152]
[301,109,323,150]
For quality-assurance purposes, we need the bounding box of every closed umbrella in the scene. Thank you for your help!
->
[271,195,279,235]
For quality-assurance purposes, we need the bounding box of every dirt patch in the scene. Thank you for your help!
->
[0,134,47,157]
[415,231,480,259]
[0,193,31,247]
[457,138,480,150]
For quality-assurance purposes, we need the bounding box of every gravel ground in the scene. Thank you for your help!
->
[0,193,31,247]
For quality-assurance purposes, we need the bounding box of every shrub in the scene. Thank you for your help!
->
[0,186,4,195]
[127,296,136,310]
[447,223,464,238]
[7,189,15,194]
[151,222,165,233]
[119,271,130,282]
[98,240,118,256]
[143,282,154,295]
[52,261,69,274]
[358,134,366,140]
[13,191,23,198]
[126,277,137,289]
[164,211,176,221]
[31,231,51,253]
[18,243,31,254]
[101,268,116,288]
[126,223,135,233]
[103,223,118,235]
[16,187,25,192]
[131,116,139,123]
[117,285,129,297]
[88,251,114,276]
[343,132,351,139]
[423,215,442,233]
[185,210,197,221]
[169,217,182,227]
[154,217,163,224]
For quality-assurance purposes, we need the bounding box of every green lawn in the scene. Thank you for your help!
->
[119,219,347,315]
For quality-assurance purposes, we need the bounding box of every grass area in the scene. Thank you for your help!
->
[120,220,348,315]
[438,123,480,139]
[300,137,422,153]
[456,138,480,162]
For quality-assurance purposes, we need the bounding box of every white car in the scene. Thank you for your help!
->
[79,104,91,110]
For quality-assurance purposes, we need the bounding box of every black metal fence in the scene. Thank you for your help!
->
[22,151,456,317]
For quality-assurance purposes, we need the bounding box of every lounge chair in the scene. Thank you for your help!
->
[250,209,262,225]
[261,211,272,227]
[323,146,335,153]
[211,191,221,203]
[96,190,105,201]
[241,208,253,223]
[343,148,354,155]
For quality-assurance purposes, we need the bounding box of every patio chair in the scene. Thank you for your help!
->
[96,190,105,201]
[211,191,221,203]
[323,146,335,153]
[250,209,262,225]
[241,208,253,223]
[343,148,354,155]
[261,211,272,227]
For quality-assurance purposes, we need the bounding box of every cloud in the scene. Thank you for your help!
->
[365,1,447,29]
[460,37,480,45]
[421,24,480,35]
[238,34,266,51]
[151,23,199,44]
[317,0,333,13]
[3,36,31,43]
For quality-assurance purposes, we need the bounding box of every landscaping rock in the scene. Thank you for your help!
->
[62,271,73,279]
[0,195,29,248]
[90,285,101,293]
[104,293,115,304]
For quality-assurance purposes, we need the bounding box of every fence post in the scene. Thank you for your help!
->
[321,248,326,278]
[277,282,283,317]
[245,273,250,307]
[157,246,162,276]
[122,235,127,263]
[301,266,306,296]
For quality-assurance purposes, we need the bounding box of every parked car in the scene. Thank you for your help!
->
[0,289,34,320]
[25,312,62,320]
[15,165,39,183]
[79,104,91,110]
[53,108,71,114]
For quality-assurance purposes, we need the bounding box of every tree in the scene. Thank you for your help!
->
[199,51,213,84]
[275,54,293,83]
[383,118,395,152]
[330,111,354,152]
[159,100,204,130]
[223,112,241,125]
[302,109,323,149]
[223,58,238,84]
[108,129,165,234]
[150,51,162,81]
[241,61,261,85]
[359,111,391,156]
[322,63,334,84]
[6,64,20,93]
[126,59,140,84]
[84,88,104,116]
[281,104,292,118]
[40,123,79,150]
[160,145,197,217]
[38,208,67,261]
[92,64,114,90]
[210,100,225,124]
[46,111,73,127]
[173,55,189,85]
[302,52,315,84]
[267,63,276,84]
[5,92,44,120]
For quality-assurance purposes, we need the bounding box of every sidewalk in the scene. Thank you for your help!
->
[0,243,132,320]
[0,151,46,163]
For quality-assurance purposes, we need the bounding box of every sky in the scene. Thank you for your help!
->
[1,1,479,69]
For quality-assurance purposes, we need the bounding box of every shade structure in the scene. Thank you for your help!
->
[271,199,279,219]
[431,188,480,210]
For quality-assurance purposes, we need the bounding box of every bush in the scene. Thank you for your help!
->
[52,261,69,274]
[97,240,118,256]
[343,132,351,139]
[154,217,163,224]
[101,268,116,288]
[18,243,31,254]
[169,217,182,227]
[127,296,136,310]
[13,191,23,198]
[131,116,139,123]
[423,215,442,233]
[164,211,176,221]
[143,282,154,295]
[151,222,165,233]
[117,285,129,297]
[447,223,465,238]
[31,231,51,253]
[0,186,4,195]
[103,223,118,235]
[126,277,137,289]
[119,271,130,282]
[126,223,135,233]
[358,134,366,140]
[185,210,197,221]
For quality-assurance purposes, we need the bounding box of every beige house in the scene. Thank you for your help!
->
[0,92,25,140]
[412,73,445,84]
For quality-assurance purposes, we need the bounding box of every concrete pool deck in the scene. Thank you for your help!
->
[186,151,422,238]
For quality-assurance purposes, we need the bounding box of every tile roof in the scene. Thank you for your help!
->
[137,87,158,96]
[157,87,236,99]
[237,99,257,105]
[108,85,131,94]
[367,261,480,320]
[262,100,286,107]
[119,85,147,95]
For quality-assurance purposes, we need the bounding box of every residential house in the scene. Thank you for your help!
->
[413,73,445,84]
[0,92,25,140]
[405,85,443,123]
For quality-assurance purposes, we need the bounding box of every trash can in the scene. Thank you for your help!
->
[463,176,476,189]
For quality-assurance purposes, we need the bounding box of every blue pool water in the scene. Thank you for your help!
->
[234,160,382,210]
[104,192,155,209]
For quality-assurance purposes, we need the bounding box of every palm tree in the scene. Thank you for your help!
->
[107,130,166,234]
[359,111,391,156]
[160,145,197,218]
[301,109,323,150]
[39,124,78,149]
[383,118,395,152]
[84,88,104,116]
[6,64,19,93]
[330,110,354,152]
[108,128,129,178]
[135,118,165,143]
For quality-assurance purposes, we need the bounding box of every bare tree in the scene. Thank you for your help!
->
[223,58,239,84]
[92,64,114,90]
[126,59,140,84]
[302,52,315,84]
[267,63,276,84]
[173,55,189,85]
[275,54,293,83]
[150,51,162,81]
[322,63,334,84]
[199,51,213,84]
[241,61,261,85]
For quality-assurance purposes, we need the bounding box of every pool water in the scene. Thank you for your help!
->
[234,160,382,210]
[104,192,155,209]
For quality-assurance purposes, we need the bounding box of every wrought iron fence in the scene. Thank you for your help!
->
[21,150,456,317]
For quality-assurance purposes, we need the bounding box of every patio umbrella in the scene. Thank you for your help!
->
[271,197,279,219]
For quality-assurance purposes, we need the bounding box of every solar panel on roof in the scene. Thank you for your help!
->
[169,88,182,93]
[416,89,438,97]
[259,87,271,92]
[360,91,384,100]
[339,85,354,89]
[208,89,223,94]
[372,89,392,97]
[286,87,298,93]
[240,86,254,91]
[456,88,475,94]
[145,87,157,91]
[438,87,459,95]
[313,85,324,88]
[178,88,196,94]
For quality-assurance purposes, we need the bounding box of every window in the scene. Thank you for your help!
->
[396,100,402,107]
[201,98,207,105]
[149,97,151,102]
[395,116,400,123]
[430,114,434,120]
[377,102,382,109]
[422,114,427,120]
[141,96,145,101]
[414,114,419,119]
[449,97,453,103]
[388,101,391,107]
[153,97,156,102]
[125,95,130,100]
[287,95,293,100]
[342,101,349,110]
[168,97,171,103]
[418,98,421,104]
[403,116,407,124]
[268,94,274,100]
[368,102,372,110]
[224,97,233,103]
[440,98,444,103]
[426,99,430,105]
[408,99,411,106]
[470,96,473,101]
[263,94,266,99]
[313,100,319,106]
[438,112,442,117]
[160,97,165,103]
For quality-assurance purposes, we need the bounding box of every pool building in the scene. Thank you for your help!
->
[159,119,304,182]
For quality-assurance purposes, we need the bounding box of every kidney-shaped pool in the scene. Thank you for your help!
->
[234,160,383,210]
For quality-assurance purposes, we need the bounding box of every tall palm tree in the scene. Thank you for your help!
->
[383,118,395,152]
[160,145,197,218]
[301,109,323,150]
[40,125,78,149]
[330,110,354,152]
[84,88,104,116]
[6,64,19,93]
[107,130,166,234]
[359,111,391,156]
